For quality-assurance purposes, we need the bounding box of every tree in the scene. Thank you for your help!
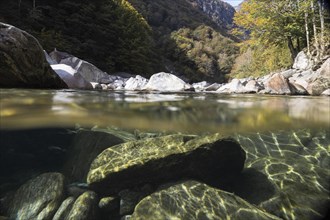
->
[234,0,329,64]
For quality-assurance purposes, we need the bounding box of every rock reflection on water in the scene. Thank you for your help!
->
[1,89,329,134]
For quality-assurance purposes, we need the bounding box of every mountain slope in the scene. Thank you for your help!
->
[128,0,239,82]
[0,0,239,82]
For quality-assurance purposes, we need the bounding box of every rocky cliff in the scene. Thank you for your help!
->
[187,0,236,29]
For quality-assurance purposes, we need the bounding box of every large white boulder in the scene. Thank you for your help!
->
[143,72,193,91]
[51,64,93,90]
[292,51,312,70]
[124,75,148,90]
[216,79,244,93]
[60,57,110,83]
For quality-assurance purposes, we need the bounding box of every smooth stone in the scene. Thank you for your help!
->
[51,64,93,90]
[0,23,67,89]
[289,82,308,95]
[281,69,297,79]
[99,196,119,213]
[217,78,244,93]
[264,73,292,95]
[143,72,193,91]
[87,134,245,194]
[131,181,281,220]
[124,75,148,90]
[306,58,330,95]
[66,191,98,220]
[7,173,65,220]
[243,80,263,93]
[91,82,103,90]
[204,83,221,91]
[192,81,210,91]
[321,89,330,96]
[52,197,75,220]
[292,51,312,70]
[60,56,110,83]
[118,185,153,216]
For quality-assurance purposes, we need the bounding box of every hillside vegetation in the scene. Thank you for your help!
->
[0,0,239,82]
[231,0,330,78]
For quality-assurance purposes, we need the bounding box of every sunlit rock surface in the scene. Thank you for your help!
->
[0,23,67,89]
[307,58,330,95]
[131,180,280,220]
[292,51,312,70]
[52,197,75,220]
[87,134,246,193]
[66,191,98,220]
[264,73,292,95]
[7,173,65,220]
[235,130,330,220]
[51,64,93,90]
[124,75,148,90]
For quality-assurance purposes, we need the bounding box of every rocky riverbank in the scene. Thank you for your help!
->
[1,23,329,95]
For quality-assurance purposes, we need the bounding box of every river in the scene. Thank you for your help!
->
[0,89,329,219]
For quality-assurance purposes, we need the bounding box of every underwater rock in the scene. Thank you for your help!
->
[119,187,153,216]
[66,191,98,220]
[236,130,330,220]
[87,134,246,194]
[52,197,75,220]
[99,196,119,213]
[63,130,125,182]
[131,180,280,220]
[7,173,65,220]
[0,23,67,89]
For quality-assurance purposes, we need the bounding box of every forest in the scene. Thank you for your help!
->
[0,0,329,82]
[231,0,330,78]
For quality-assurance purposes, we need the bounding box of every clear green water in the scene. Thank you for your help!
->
[1,89,329,134]
[0,89,329,219]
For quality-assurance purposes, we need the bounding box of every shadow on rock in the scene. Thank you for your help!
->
[228,168,277,205]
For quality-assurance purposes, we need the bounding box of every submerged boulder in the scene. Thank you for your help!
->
[131,181,280,220]
[66,191,98,220]
[87,134,245,193]
[0,23,67,88]
[7,173,65,220]
[143,72,193,91]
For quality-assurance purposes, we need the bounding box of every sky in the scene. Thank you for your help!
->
[222,0,244,7]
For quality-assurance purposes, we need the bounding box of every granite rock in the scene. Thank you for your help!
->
[7,173,65,220]
[0,23,67,88]
[87,134,245,194]
[131,181,280,220]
